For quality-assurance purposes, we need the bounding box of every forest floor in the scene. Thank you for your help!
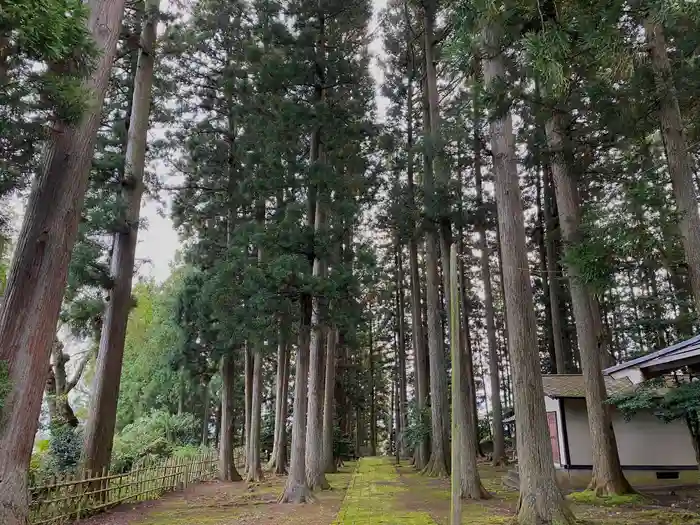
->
[78,457,700,525]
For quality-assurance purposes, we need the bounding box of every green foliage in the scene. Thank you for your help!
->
[46,424,83,473]
[111,410,200,472]
[609,378,700,424]
[0,360,9,414]
[404,399,431,451]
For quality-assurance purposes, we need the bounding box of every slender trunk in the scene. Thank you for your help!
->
[450,246,489,501]
[0,0,127,519]
[305,182,330,491]
[82,0,159,474]
[246,351,263,482]
[322,328,338,473]
[536,167,556,371]
[369,312,377,457]
[279,294,313,502]
[646,19,700,317]
[422,76,450,478]
[279,86,319,502]
[201,378,211,446]
[178,366,186,415]
[543,163,568,373]
[547,111,631,494]
[395,247,409,458]
[473,77,505,465]
[481,24,574,525]
[244,344,253,472]
[219,355,242,481]
[268,324,290,473]
[406,69,429,469]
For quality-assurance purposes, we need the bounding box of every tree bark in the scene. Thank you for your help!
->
[305,191,330,491]
[46,339,85,427]
[244,344,252,473]
[421,76,450,478]
[322,328,338,473]
[82,0,159,474]
[473,80,506,466]
[201,377,211,446]
[543,163,568,373]
[395,247,409,458]
[481,23,574,525]
[219,354,242,481]
[246,350,263,482]
[449,247,489,501]
[547,112,631,495]
[405,56,429,469]
[279,294,313,502]
[268,323,290,474]
[0,0,127,521]
[646,19,700,317]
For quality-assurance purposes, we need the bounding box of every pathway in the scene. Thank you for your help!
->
[333,457,436,524]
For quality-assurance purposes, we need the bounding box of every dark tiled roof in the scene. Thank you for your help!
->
[604,334,700,374]
[541,374,633,398]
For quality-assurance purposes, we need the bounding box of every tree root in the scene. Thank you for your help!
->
[421,454,449,478]
[278,482,315,503]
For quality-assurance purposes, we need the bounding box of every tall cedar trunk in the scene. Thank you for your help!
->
[547,113,631,495]
[322,328,338,472]
[369,312,377,456]
[279,294,313,502]
[246,351,263,482]
[481,24,575,525]
[543,163,568,373]
[0,0,126,521]
[646,19,700,317]
[244,345,253,472]
[268,324,290,473]
[219,355,242,481]
[457,154,482,457]
[536,167,556,371]
[405,52,429,469]
[279,100,319,504]
[473,76,505,465]
[422,77,450,478]
[82,0,159,473]
[395,246,409,458]
[450,247,488,501]
[201,378,211,446]
[305,188,330,490]
[423,0,452,326]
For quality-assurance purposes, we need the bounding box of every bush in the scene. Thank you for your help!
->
[111,409,199,472]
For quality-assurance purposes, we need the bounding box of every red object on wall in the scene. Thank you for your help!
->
[547,411,560,464]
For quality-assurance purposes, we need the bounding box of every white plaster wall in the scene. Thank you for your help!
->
[608,367,645,384]
[562,398,697,468]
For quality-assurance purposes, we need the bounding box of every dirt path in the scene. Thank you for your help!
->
[78,467,353,525]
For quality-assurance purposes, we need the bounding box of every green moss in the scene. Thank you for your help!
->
[0,360,10,413]
[633,509,700,525]
[568,490,647,507]
[333,457,437,525]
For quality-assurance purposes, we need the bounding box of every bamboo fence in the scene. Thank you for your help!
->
[28,449,243,525]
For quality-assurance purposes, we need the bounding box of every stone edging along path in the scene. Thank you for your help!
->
[332,457,436,525]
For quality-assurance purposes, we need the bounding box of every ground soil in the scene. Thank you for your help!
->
[75,458,700,525]
[77,467,353,525]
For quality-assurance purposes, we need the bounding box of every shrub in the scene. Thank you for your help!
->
[111,409,199,472]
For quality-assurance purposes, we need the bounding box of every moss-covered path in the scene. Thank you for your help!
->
[333,457,436,525]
